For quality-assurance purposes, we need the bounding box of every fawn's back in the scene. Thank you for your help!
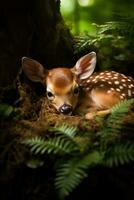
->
[77,70,134,113]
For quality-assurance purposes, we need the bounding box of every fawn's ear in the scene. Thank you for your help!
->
[74,52,96,80]
[22,57,46,82]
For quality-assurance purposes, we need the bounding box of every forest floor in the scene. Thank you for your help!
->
[0,79,134,200]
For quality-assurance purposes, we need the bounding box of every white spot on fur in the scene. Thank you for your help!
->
[87,79,90,83]
[92,79,96,82]
[108,81,112,84]
[121,74,126,78]
[107,90,111,94]
[115,81,119,85]
[128,85,132,88]
[121,79,126,82]
[128,89,132,97]
[119,86,124,89]
[116,88,121,92]
[120,96,124,99]
[122,93,126,96]
[128,79,131,82]
[85,87,89,91]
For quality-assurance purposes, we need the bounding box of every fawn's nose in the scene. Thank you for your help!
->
[59,104,73,115]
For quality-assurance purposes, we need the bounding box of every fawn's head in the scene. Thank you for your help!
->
[22,52,96,114]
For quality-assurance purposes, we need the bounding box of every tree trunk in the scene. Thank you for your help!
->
[0,0,75,86]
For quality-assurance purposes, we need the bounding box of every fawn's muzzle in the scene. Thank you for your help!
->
[59,104,73,115]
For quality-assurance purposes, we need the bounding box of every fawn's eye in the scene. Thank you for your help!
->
[46,91,55,100]
[74,87,79,95]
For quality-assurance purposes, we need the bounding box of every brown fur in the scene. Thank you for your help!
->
[46,68,78,110]
[47,68,75,94]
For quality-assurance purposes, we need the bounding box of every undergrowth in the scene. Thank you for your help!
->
[23,99,134,200]
[74,18,134,74]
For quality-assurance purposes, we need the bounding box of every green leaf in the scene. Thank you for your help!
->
[0,104,13,118]
[110,99,134,118]
[23,136,78,155]
[55,151,103,199]
[104,142,134,167]
[100,99,134,142]
[107,99,134,130]
[51,123,77,138]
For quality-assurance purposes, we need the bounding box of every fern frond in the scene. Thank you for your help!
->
[108,99,134,125]
[99,99,134,147]
[104,142,134,167]
[51,123,77,138]
[23,136,78,155]
[111,98,134,114]
[74,33,114,53]
[74,34,95,53]
[97,21,134,38]
[55,151,103,199]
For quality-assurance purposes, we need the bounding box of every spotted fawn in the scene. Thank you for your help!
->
[22,52,134,119]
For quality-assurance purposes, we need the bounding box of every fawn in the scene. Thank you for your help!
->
[22,52,134,119]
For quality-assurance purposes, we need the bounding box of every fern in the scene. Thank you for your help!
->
[55,151,103,199]
[23,136,78,155]
[75,18,134,72]
[99,99,134,147]
[51,123,77,138]
[107,99,134,132]
[75,32,115,54]
[23,124,79,156]
[104,142,134,167]
[109,99,134,123]
[97,21,134,37]
[74,21,122,54]
[23,99,134,199]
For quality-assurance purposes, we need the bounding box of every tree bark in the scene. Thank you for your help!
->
[0,0,75,86]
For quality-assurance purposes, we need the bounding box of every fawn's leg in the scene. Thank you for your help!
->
[85,109,111,119]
